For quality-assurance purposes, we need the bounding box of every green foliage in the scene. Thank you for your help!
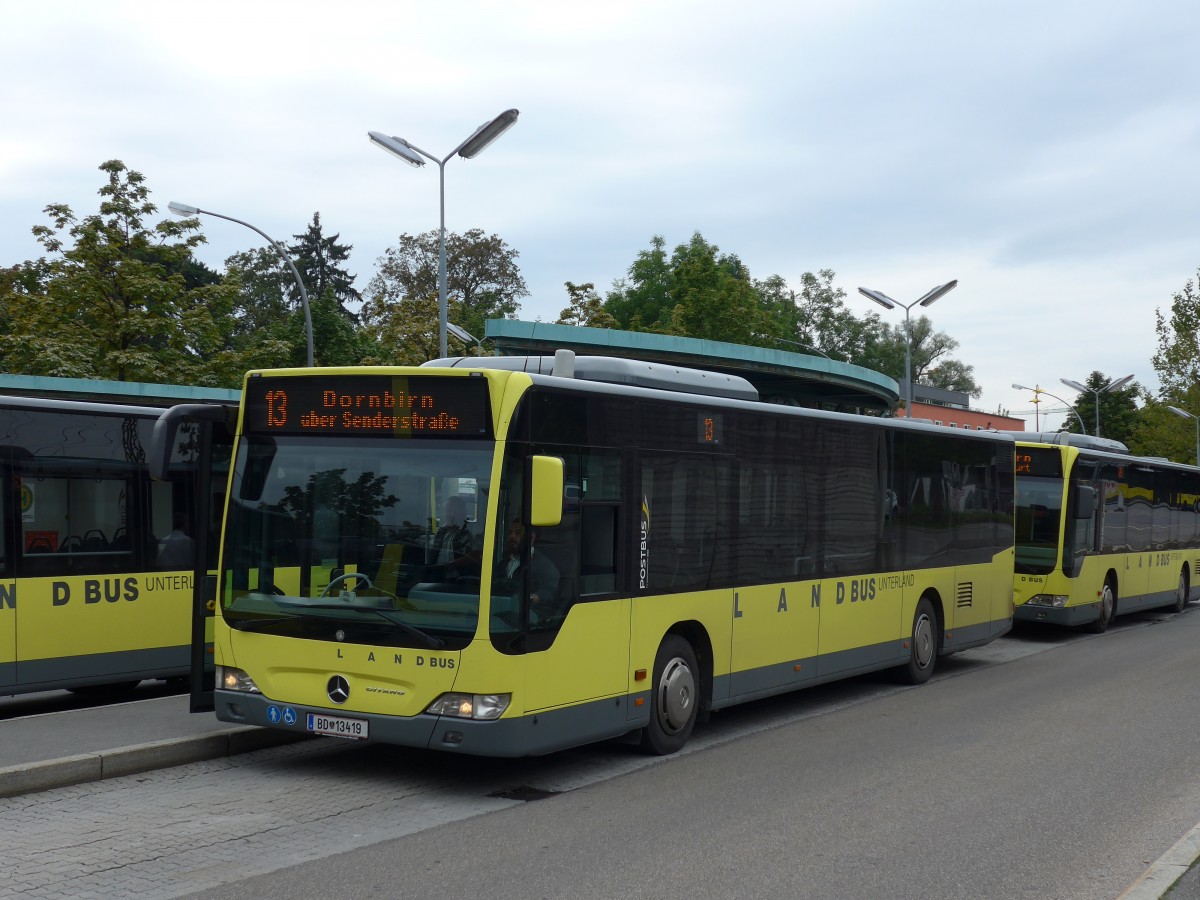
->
[557,281,617,328]
[853,315,981,399]
[0,160,239,383]
[603,235,673,331]
[289,213,362,320]
[1154,271,1200,396]
[665,233,766,344]
[364,229,526,353]
[1128,394,1199,463]
[1060,371,1141,445]
[755,269,881,360]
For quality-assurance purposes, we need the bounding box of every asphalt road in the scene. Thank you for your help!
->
[4,609,1199,899]
[184,611,1200,900]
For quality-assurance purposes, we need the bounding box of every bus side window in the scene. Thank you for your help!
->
[580,505,617,594]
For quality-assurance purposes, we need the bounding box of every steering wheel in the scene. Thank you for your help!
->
[321,572,375,597]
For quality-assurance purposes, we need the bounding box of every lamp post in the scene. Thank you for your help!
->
[446,322,485,354]
[1013,383,1086,434]
[1059,374,1134,439]
[858,280,957,416]
[168,201,313,367]
[1169,406,1200,466]
[368,109,519,359]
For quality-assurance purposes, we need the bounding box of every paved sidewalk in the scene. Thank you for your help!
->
[0,691,303,798]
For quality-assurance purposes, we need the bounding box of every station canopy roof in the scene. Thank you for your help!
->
[482,320,899,413]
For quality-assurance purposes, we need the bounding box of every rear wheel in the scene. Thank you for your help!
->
[1088,581,1115,633]
[640,635,699,755]
[1174,570,1189,613]
[897,597,938,685]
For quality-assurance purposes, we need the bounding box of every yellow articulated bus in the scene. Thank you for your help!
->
[153,353,1015,756]
[1014,432,1200,631]
[0,395,231,697]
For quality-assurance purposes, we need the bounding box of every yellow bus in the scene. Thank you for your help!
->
[1,395,232,697]
[156,354,1015,755]
[1014,432,1200,631]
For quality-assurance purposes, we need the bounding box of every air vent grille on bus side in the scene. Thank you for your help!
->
[956,582,973,608]
[1194,560,1200,579]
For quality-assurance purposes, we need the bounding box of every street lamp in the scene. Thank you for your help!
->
[858,280,957,415]
[1168,406,1200,466]
[167,201,313,367]
[1059,374,1134,439]
[1012,383,1086,434]
[446,322,485,354]
[368,109,520,359]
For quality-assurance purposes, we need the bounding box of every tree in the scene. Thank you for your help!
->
[603,235,674,330]
[557,281,617,328]
[1153,270,1200,396]
[364,229,526,354]
[0,160,238,383]
[756,269,882,360]
[858,315,981,399]
[665,233,765,344]
[602,233,766,343]
[1145,269,1200,459]
[1128,394,1198,463]
[1061,371,1141,445]
[289,213,361,321]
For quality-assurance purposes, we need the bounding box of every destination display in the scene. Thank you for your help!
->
[697,411,723,445]
[244,374,492,438]
[1015,447,1062,477]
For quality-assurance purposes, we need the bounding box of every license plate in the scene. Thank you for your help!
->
[306,712,369,740]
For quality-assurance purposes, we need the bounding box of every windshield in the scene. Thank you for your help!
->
[220,434,493,650]
[1014,475,1064,574]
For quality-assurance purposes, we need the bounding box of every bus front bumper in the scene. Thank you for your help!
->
[213,689,635,758]
[1013,600,1099,627]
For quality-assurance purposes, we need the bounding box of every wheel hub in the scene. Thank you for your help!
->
[657,657,695,734]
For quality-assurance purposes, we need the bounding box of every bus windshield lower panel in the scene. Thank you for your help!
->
[1014,474,1064,574]
[221,434,493,651]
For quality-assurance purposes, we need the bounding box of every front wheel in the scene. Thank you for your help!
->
[640,635,700,755]
[1174,570,1189,613]
[1088,581,1115,633]
[897,597,938,685]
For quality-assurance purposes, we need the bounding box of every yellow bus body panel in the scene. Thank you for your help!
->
[1016,549,1196,609]
[222,628,463,718]
[15,571,192,662]
[523,597,631,713]
[732,582,817,678]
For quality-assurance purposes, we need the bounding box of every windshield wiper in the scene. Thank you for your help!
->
[286,603,446,649]
[226,613,301,634]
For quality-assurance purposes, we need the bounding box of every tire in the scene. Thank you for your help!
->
[897,597,938,685]
[1088,581,1116,633]
[640,635,700,755]
[1174,570,1189,614]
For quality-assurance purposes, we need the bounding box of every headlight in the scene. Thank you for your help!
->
[218,666,261,693]
[1024,594,1068,608]
[426,692,511,720]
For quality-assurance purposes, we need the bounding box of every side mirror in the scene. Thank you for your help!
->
[527,455,564,528]
[149,404,234,481]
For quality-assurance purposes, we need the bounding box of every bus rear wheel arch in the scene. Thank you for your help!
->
[640,634,701,755]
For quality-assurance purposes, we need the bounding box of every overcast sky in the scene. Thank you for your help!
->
[3,0,1199,430]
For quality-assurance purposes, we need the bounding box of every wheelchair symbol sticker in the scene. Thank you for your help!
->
[282,707,297,726]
